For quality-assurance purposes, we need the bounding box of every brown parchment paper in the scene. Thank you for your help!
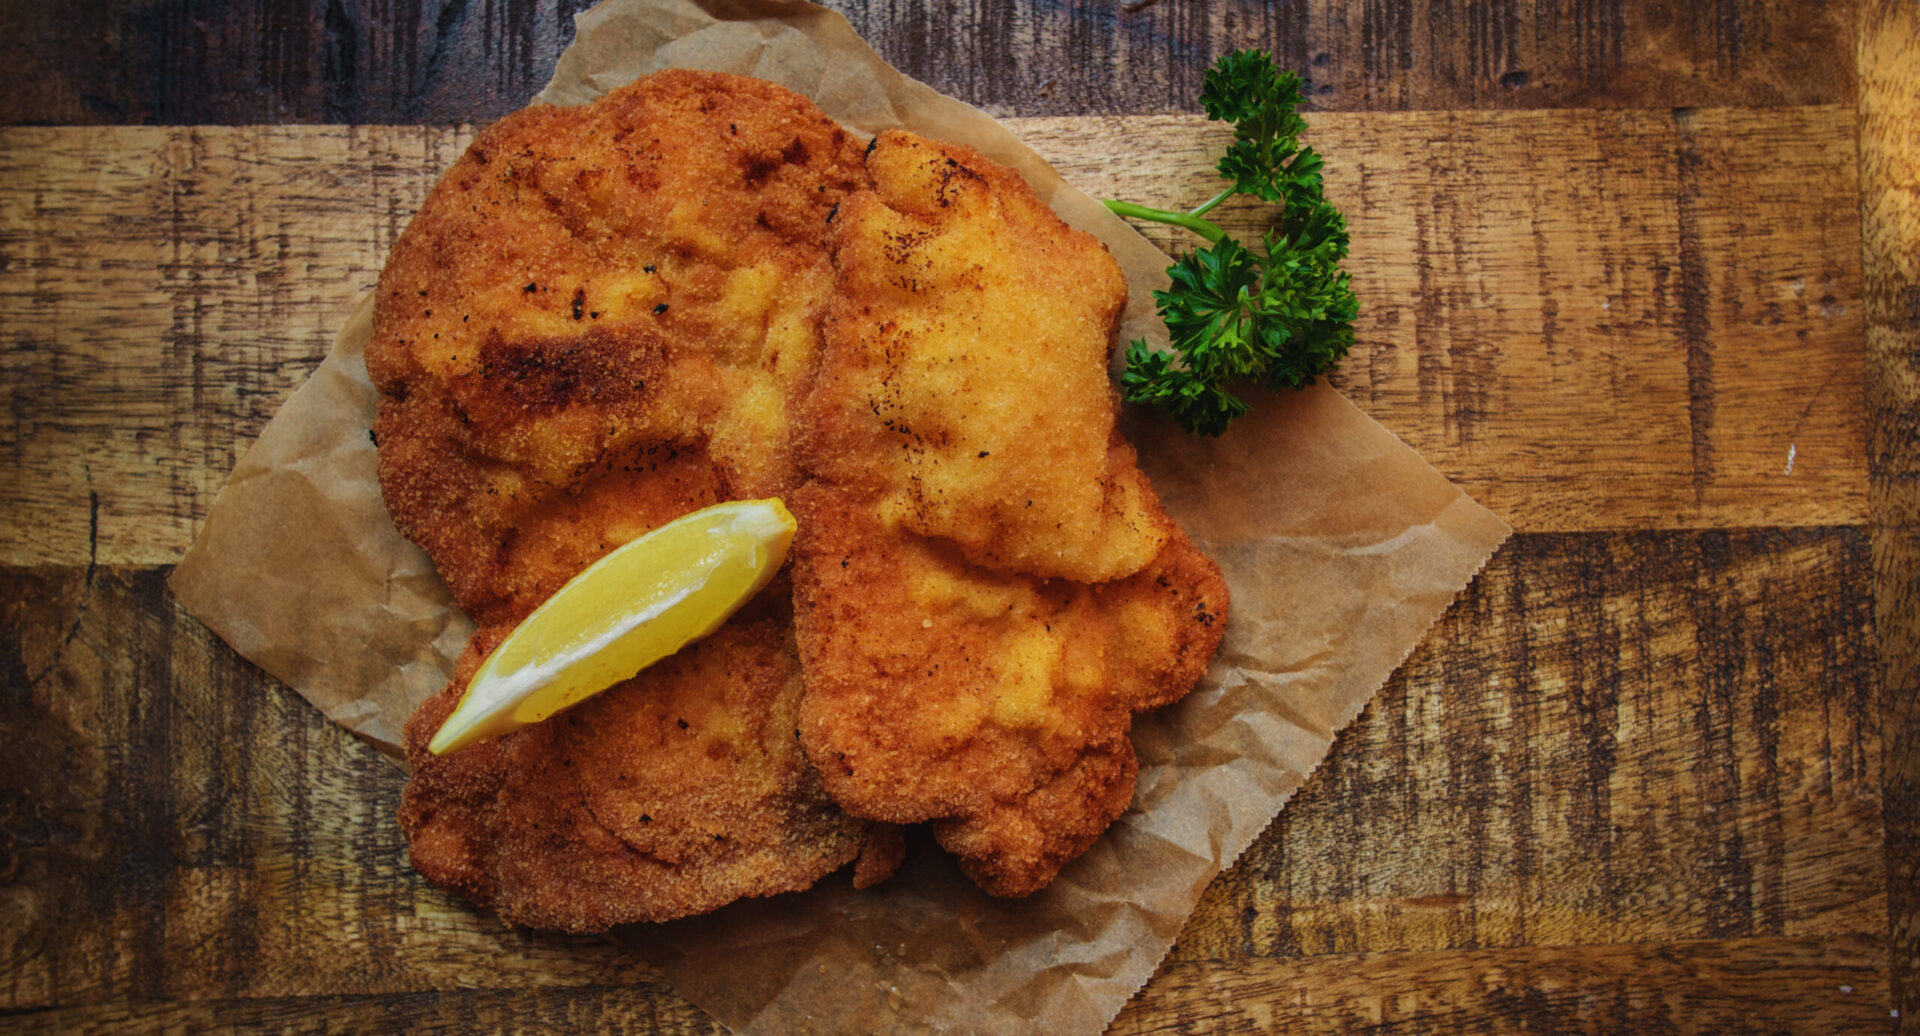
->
[169,0,1513,1031]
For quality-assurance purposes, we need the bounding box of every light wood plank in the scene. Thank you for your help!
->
[0,125,472,567]
[1858,0,1920,1027]
[0,111,1867,567]
[1028,108,1869,534]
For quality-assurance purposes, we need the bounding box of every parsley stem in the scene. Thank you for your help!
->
[1188,186,1236,219]
[1101,199,1228,245]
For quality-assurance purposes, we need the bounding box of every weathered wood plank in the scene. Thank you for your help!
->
[0,125,473,568]
[3,939,1893,1035]
[0,111,1868,565]
[1175,527,1883,962]
[3,987,724,1035]
[0,567,658,1009]
[1048,108,1869,534]
[841,0,1861,117]
[0,528,1882,1019]
[1858,0,1920,1028]
[1116,936,1893,1033]
[0,0,1858,126]
[0,0,594,127]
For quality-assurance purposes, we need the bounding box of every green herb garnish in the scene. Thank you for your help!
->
[1105,50,1358,436]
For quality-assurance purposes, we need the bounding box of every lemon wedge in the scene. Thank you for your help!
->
[428,498,797,755]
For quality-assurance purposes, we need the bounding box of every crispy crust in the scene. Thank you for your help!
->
[377,70,892,930]
[369,68,867,626]
[378,84,1230,913]
[400,621,889,931]
[791,132,1230,896]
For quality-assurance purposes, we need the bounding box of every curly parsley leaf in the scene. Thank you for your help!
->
[1103,49,1357,436]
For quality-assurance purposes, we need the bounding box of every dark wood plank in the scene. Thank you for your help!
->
[1176,527,1884,962]
[4,987,725,1034]
[1859,0,1920,1028]
[1,527,1885,1023]
[0,0,1859,126]
[837,0,1860,117]
[1117,936,1893,1033]
[0,0,595,126]
[0,567,664,1008]
[0,111,1867,566]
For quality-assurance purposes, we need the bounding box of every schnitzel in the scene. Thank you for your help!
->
[370,70,896,928]
[372,73,1228,920]
[791,132,1227,895]
[791,132,1229,896]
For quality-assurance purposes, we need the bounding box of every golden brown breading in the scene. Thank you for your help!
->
[400,619,893,932]
[792,132,1229,896]
[369,68,867,627]
[802,131,1168,584]
[378,77,1227,911]
[792,486,1224,895]
[374,70,892,929]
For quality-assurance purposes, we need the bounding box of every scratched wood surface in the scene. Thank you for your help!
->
[0,109,1869,564]
[0,0,1859,123]
[1,0,1911,1032]
[1,536,1887,1030]
[1860,0,1920,1024]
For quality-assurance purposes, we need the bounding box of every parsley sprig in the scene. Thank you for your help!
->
[1105,50,1358,436]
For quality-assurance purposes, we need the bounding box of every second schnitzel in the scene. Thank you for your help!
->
[792,132,1230,896]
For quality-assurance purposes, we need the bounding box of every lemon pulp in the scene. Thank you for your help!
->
[427,498,797,755]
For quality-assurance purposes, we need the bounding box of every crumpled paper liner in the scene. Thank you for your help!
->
[169,0,1512,1032]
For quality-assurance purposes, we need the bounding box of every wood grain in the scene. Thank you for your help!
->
[0,567,667,1008]
[0,567,710,1012]
[1858,0,1920,1028]
[1034,108,1868,533]
[0,125,473,568]
[839,0,1860,117]
[0,0,1859,125]
[0,110,1867,566]
[4,987,724,1035]
[0,1,1903,1031]
[0,0,594,126]
[1,527,1887,1025]
[1117,936,1892,1033]
[1178,528,1882,962]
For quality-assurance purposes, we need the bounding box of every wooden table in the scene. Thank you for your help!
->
[2,1,1913,1031]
